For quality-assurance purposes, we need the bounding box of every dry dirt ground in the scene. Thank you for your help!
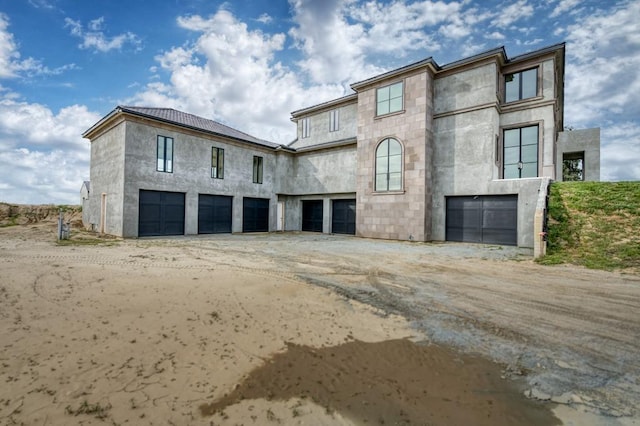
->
[0,220,639,425]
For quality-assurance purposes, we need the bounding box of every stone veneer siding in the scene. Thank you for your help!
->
[355,68,435,241]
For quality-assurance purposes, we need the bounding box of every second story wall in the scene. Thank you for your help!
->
[291,99,357,149]
[434,62,498,115]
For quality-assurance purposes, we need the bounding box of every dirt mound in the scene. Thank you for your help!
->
[0,203,82,227]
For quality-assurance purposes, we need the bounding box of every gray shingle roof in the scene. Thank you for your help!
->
[116,106,279,148]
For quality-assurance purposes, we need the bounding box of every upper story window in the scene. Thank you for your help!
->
[301,118,310,138]
[329,109,339,132]
[505,68,538,103]
[253,156,263,184]
[503,125,539,179]
[375,138,403,191]
[157,135,173,173]
[377,81,403,116]
[211,147,224,179]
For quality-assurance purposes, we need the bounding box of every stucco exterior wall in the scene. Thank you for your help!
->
[121,120,278,237]
[291,102,357,149]
[356,69,434,241]
[556,128,601,181]
[434,63,498,114]
[88,121,126,236]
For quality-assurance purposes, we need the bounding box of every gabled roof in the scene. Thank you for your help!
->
[83,106,279,149]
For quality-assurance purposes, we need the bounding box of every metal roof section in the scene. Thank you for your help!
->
[84,106,280,149]
[290,93,358,119]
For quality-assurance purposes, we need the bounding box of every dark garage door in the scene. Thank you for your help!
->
[302,200,323,232]
[446,195,517,245]
[198,194,232,234]
[139,190,185,237]
[243,197,269,232]
[332,199,356,235]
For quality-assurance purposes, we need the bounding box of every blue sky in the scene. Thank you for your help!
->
[0,0,638,204]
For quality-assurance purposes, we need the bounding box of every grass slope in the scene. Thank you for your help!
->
[539,181,640,270]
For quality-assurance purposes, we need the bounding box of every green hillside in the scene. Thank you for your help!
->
[539,181,640,270]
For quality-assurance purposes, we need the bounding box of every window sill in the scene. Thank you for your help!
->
[375,110,405,120]
[373,190,405,195]
[501,96,544,107]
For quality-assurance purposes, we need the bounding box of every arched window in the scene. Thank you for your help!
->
[375,138,402,191]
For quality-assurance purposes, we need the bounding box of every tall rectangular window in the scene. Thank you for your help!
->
[329,109,339,132]
[505,68,538,102]
[376,81,403,116]
[253,156,263,184]
[503,125,539,179]
[211,147,224,179]
[301,118,310,138]
[157,135,173,172]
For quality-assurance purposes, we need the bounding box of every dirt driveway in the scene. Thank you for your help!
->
[1,224,638,425]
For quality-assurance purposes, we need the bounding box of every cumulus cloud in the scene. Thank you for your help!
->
[550,0,583,18]
[64,17,142,53]
[494,0,534,28]
[0,98,100,204]
[562,0,640,181]
[130,8,344,143]
[256,13,273,24]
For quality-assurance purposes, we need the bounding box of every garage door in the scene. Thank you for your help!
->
[446,195,517,245]
[332,199,356,235]
[302,200,323,232]
[198,194,232,234]
[243,197,269,232]
[139,190,185,237]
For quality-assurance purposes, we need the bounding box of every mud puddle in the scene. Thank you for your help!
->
[200,339,559,425]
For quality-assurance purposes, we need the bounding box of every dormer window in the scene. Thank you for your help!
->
[505,68,538,102]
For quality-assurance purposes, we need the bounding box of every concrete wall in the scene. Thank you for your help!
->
[121,120,278,237]
[88,121,126,236]
[430,57,561,248]
[434,63,498,114]
[356,68,434,241]
[556,128,600,181]
[291,102,357,149]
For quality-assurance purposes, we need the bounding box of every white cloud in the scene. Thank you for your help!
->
[563,0,640,181]
[564,1,640,125]
[0,98,100,204]
[494,0,534,28]
[0,13,75,78]
[600,122,640,181]
[486,31,506,40]
[256,13,273,24]
[550,0,582,18]
[64,17,142,53]
[130,8,344,144]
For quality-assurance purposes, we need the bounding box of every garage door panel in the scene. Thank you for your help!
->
[446,195,517,245]
[139,190,185,237]
[302,200,323,232]
[198,194,232,234]
[332,199,356,235]
[243,197,269,232]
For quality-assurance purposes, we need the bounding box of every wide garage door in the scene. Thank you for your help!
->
[243,197,269,232]
[139,190,185,237]
[446,195,517,245]
[332,199,356,235]
[198,194,232,234]
[302,200,323,232]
